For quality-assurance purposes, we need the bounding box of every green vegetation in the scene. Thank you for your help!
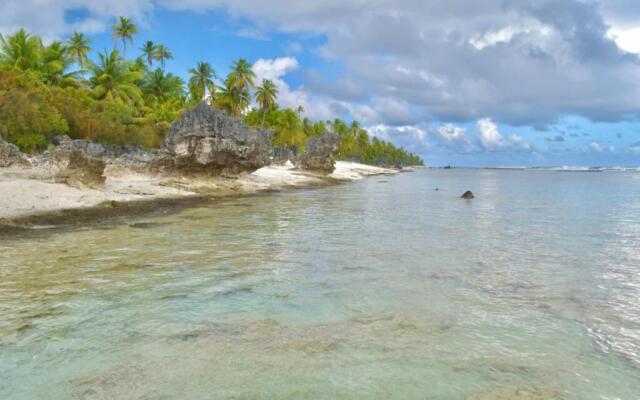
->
[0,22,422,166]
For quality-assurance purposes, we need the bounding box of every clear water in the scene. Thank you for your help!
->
[1,169,639,399]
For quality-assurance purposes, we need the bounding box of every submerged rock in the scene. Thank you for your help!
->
[165,102,273,175]
[297,132,341,174]
[461,190,474,199]
[0,140,30,168]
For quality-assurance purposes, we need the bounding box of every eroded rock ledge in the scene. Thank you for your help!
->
[165,102,274,175]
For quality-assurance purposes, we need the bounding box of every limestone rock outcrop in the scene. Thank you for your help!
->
[36,137,106,188]
[165,102,273,175]
[54,148,106,188]
[0,140,30,168]
[298,132,341,174]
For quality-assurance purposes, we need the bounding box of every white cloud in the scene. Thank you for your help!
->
[436,124,467,142]
[252,57,305,111]
[252,57,299,82]
[367,124,431,153]
[0,0,152,37]
[607,26,640,54]
[469,22,552,50]
[590,142,603,152]
[587,142,615,153]
[477,118,505,150]
[251,57,334,121]
[432,124,477,153]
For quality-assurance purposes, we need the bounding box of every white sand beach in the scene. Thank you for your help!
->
[0,161,398,220]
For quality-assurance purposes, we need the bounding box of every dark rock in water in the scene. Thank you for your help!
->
[0,140,31,168]
[297,132,341,174]
[165,102,273,175]
[461,190,474,199]
[435,188,439,191]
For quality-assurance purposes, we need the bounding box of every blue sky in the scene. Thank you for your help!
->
[2,1,640,167]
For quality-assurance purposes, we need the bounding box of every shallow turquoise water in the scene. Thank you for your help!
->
[1,169,640,399]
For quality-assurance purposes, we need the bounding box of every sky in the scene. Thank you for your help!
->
[1,0,639,167]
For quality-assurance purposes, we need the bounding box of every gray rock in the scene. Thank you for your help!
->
[165,102,273,175]
[52,135,146,160]
[0,140,31,168]
[461,190,474,199]
[36,138,106,188]
[54,149,106,188]
[272,145,299,164]
[297,132,341,174]
[49,135,176,175]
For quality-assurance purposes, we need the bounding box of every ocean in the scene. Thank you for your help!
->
[1,169,639,399]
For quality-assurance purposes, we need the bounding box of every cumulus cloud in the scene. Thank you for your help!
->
[0,0,152,37]
[367,124,431,154]
[477,118,505,150]
[587,142,615,153]
[156,0,640,126]
[607,27,640,54]
[421,118,534,154]
[431,124,477,153]
[251,57,337,121]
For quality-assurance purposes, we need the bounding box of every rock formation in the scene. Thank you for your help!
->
[297,132,341,174]
[54,148,106,188]
[36,136,106,188]
[272,145,299,165]
[165,102,273,175]
[0,140,31,168]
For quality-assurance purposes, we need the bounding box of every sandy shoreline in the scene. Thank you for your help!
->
[0,161,400,227]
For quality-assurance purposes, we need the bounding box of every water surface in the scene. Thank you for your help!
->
[1,170,640,399]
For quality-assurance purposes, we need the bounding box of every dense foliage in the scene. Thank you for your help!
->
[0,25,423,165]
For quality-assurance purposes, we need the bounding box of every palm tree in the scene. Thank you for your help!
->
[296,105,305,118]
[41,41,81,87]
[112,16,138,59]
[272,108,306,147]
[88,49,143,105]
[154,44,172,68]
[228,58,255,91]
[217,76,250,116]
[66,32,91,68]
[142,68,184,100]
[255,79,278,126]
[130,56,150,75]
[0,29,42,71]
[350,120,361,137]
[188,61,217,102]
[140,41,157,66]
